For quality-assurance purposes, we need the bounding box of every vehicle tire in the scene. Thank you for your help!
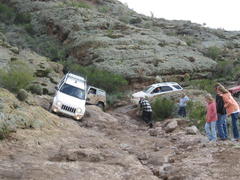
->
[97,102,105,111]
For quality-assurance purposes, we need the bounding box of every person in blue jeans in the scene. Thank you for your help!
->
[215,85,228,140]
[205,94,218,141]
[218,84,240,141]
[178,94,190,117]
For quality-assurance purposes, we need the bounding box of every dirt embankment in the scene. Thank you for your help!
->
[1,95,240,180]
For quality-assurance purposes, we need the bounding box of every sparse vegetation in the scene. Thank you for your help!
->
[107,92,126,107]
[65,1,91,9]
[98,6,110,13]
[204,46,222,60]
[62,61,128,93]
[0,3,15,23]
[28,84,43,95]
[17,89,28,101]
[24,24,35,35]
[14,12,31,24]
[187,101,206,131]
[184,36,197,46]
[0,61,35,93]
[152,97,175,121]
[189,79,216,94]
[0,121,12,140]
[129,17,142,24]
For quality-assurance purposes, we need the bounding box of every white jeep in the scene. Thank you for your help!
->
[50,73,87,120]
[132,82,183,103]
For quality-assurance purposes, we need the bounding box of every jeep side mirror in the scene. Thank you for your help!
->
[55,86,58,90]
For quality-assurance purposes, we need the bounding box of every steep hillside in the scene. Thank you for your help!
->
[1,0,231,83]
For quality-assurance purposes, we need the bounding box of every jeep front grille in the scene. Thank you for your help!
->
[61,104,76,113]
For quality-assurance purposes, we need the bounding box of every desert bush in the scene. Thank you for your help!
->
[63,61,128,93]
[17,89,28,101]
[204,46,222,60]
[119,15,130,24]
[0,3,15,23]
[0,113,14,140]
[24,24,35,35]
[187,101,206,131]
[0,121,11,140]
[28,84,43,95]
[213,61,234,79]
[129,17,142,24]
[184,36,197,46]
[14,12,31,24]
[189,79,216,94]
[152,97,175,121]
[98,6,110,13]
[0,61,35,93]
[65,1,91,9]
[107,92,125,107]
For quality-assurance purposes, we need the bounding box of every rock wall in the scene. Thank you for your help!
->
[1,0,219,82]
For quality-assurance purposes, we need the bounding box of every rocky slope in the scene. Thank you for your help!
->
[1,88,240,180]
[0,31,63,96]
[1,0,233,82]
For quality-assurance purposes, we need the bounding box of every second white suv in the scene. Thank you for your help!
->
[132,82,183,102]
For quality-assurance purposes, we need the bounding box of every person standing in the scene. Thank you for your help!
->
[205,94,218,141]
[178,93,190,117]
[215,85,228,140]
[139,97,153,128]
[217,84,240,141]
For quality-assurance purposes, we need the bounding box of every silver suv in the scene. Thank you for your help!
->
[132,82,183,102]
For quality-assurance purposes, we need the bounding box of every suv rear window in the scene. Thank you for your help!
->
[173,85,182,89]
[160,86,173,92]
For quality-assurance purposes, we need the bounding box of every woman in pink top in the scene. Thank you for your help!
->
[218,84,240,140]
[205,94,218,141]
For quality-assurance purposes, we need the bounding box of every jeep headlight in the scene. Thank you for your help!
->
[76,108,82,113]
[56,101,62,107]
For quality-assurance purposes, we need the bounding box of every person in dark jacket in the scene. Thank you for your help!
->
[215,84,228,140]
[139,97,153,128]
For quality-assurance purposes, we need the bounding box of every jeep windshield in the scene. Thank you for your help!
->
[60,83,85,100]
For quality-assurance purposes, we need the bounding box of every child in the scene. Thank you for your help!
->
[205,94,218,141]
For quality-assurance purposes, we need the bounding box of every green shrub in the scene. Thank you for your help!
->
[0,3,15,23]
[0,122,11,140]
[24,24,35,35]
[119,15,130,24]
[28,84,43,95]
[152,97,175,121]
[129,17,142,24]
[63,61,128,93]
[98,6,110,13]
[204,46,222,60]
[65,1,91,9]
[39,41,66,61]
[14,12,31,24]
[107,92,125,107]
[0,61,35,93]
[189,79,216,94]
[184,36,197,46]
[187,101,206,131]
[17,89,28,101]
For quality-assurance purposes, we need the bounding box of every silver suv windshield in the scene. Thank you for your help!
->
[143,86,152,93]
[60,83,85,100]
